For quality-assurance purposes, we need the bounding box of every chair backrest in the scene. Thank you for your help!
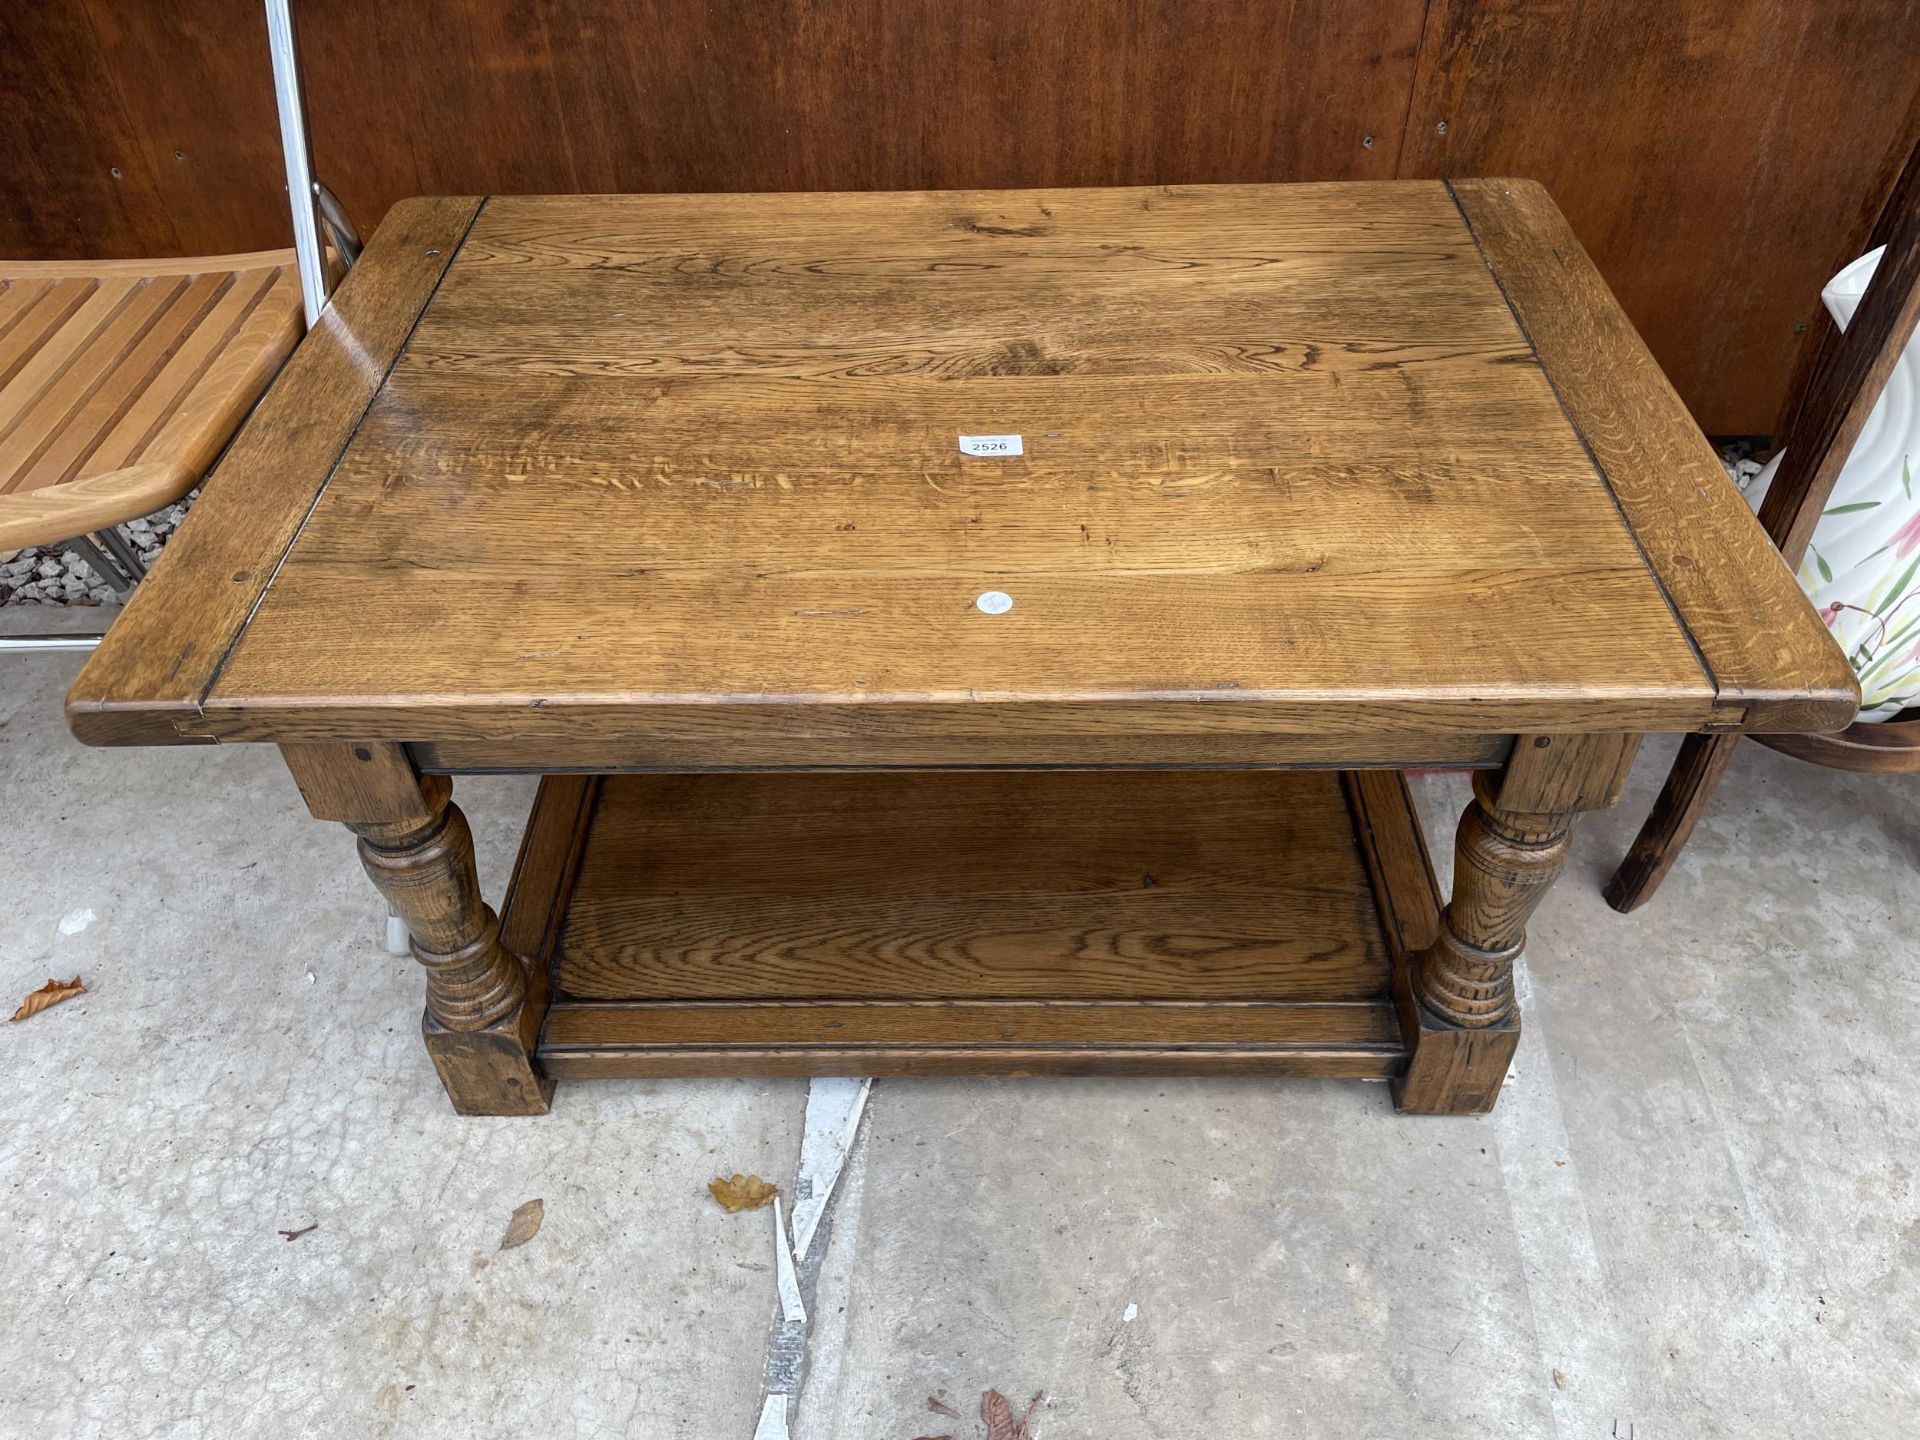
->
[1758,136,1920,567]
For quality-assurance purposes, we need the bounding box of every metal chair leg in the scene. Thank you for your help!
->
[95,527,148,586]
[63,534,137,600]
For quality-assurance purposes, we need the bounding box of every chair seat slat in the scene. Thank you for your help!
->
[1,276,191,497]
[85,269,265,472]
[0,250,307,553]
[0,279,96,397]
[137,266,303,486]
[25,273,228,492]
[0,280,140,449]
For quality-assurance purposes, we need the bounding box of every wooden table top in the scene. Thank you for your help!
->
[68,181,1856,757]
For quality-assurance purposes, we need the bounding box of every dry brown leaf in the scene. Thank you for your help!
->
[708,1173,777,1212]
[10,976,84,1023]
[498,1198,544,1250]
[1552,1369,1568,1390]
[982,1390,1043,1440]
[927,1394,960,1417]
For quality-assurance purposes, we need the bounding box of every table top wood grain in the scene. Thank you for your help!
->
[68,180,1856,759]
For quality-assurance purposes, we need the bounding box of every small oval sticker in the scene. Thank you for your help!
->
[975,590,1014,615]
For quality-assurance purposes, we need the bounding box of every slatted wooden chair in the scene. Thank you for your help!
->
[0,250,306,598]
[1,1,356,642]
[1606,135,1920,909]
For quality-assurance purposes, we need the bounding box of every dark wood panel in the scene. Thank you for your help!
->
[0,6,180,258]
[1771,84,1920,444]
[1403,0,1920,435]
[72,0,286,260]
[304,0,1422,206]
[0,0,1422,259]
[5,2,1915,433]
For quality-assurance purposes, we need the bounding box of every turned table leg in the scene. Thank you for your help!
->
[1394,733,1639,1115]
[282,742,553,1116]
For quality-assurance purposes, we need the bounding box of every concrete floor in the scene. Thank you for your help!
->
[3,605,1917,1439]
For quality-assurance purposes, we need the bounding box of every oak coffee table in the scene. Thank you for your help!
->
[67,182,1855,1117]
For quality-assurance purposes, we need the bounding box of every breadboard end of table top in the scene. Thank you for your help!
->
[1448,176,1857,731]
[64,696,213,748]
[61,197,486,747]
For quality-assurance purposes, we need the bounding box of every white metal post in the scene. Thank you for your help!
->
[265,0,330,326]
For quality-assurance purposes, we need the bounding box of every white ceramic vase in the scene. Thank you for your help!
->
[1745,246,1920,720]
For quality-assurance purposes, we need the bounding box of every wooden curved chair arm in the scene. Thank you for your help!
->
[1750,716,1920,773]
[0,460,191,551]
[0,249,306,552]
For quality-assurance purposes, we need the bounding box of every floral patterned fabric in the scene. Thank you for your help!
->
[1747,245,1919,723]
[1802,459,1920,721]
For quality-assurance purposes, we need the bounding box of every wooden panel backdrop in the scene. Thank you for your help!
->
[2,0,1916,434]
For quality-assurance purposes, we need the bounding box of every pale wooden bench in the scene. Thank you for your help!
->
[0,250,305,594]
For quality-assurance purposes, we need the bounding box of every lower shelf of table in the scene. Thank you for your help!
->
[500,767,1443,1079]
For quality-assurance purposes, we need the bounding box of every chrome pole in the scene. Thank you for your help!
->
[265,0,329,326]
[0,635,103,654]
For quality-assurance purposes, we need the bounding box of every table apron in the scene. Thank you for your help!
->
[408,732,1518,774]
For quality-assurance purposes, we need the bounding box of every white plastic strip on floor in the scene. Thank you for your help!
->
[753,1076,874,1439]
[789,1077,871,1260]
[772,1195,807,1325]
[752,1394,789,1440]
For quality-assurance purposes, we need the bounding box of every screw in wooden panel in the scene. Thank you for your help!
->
[1362,134,1375,149]
[1435,120,1448,135]
[110,166,123,179]
[174,149,186,161]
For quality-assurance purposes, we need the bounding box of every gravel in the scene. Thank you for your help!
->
[0,495,192,607]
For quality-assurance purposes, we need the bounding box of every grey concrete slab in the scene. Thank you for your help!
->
[2,616,800,1439]
[798,761,1920,1440]
[4,605,1918,1438]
